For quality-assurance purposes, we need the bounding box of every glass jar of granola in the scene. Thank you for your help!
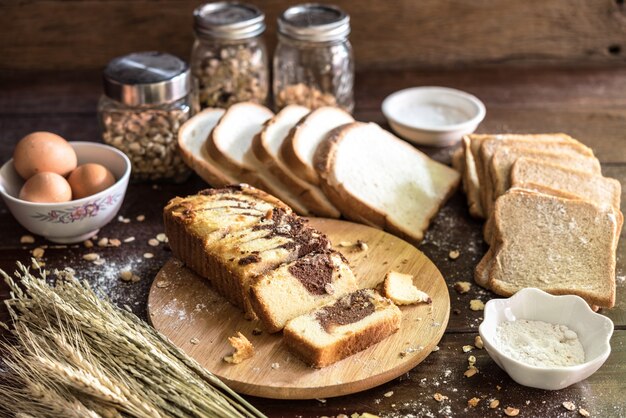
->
[98,51,193,182]
[191,2,268,109]
[273,4,354,112]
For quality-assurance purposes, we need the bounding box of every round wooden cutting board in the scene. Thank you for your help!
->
[148,218,450,400]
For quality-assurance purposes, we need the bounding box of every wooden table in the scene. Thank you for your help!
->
[0,66,624,417]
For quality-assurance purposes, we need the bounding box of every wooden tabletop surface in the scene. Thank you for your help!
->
[0,66,625,417]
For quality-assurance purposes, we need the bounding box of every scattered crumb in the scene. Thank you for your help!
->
[271,362,280,369]
[252,328,263,336]
[316,398,327,404]
[97,238,109,247]
[136,215,145,222]
[82,253,99,261]
[474,335,484,349]
[148,239,159,247]
[433,393,448,402]
[489,399,500,409]
[32,247,45,258]
[118,216,131,223]
[467,397,480,407]
[464,366,478,378]
[338,241,353,247]
[448,250,460,260]
[504,407,520,416]
[453,308,461,315]
[462,345,473,353]
[468,355,476,367]
[83,240,94,248]
[123,236,135,243]
[578,408,590,417]
[109,238,121,247]
[190,338,199,345]
[223,332,254,364]
[20,235,35,244]
[496,385,502,390]
[432,345,440,352]
[383,391,393,398]
[156,281,170,288]
[93,258,106,266]
[143,252,154,259]
[454,281,471,293]
[356,240,368,251]
[563,402,576,411]
[469,299,485,311]
[156,233,168,243]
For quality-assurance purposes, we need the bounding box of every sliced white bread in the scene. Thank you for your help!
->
[315,122,460,244]
[205,102,311,215]
[487,189,619,308]
[283,289,401,368]
[251,105,341,218]
[382,271,431,305]
[489,146,601,204]
[249,250,357,333]
[478,135,594,216]
[281,106,354,185]
[177,108,238,187]
[510,158,621,211]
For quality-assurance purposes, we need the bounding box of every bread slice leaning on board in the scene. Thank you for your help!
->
[251,105,341,218]
[205,102,312,215]
[315,122,461,244]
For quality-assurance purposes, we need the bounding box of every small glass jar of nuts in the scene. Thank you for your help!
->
[191,2,269,109]
[98,51,193,183]
[273,4,354,112]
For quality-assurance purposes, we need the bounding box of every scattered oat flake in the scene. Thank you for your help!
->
[83,240,94,248]
[136,215,145,222]
[504,407,520,416]
[467,397,480,407]
[463,345,473,353]
[489,399,500,409]
[143,252,154,259]
[123,236,135,243]
[93,258,106,266]
[97,238,109,247]
[469,299,485,311]
[563,402,576,411]
[32,247,45,258]
[148,239,159,247]
[83,253,100,261]
[383,391,393,398]
[475,335,484,349]
[20,235,35,244]
[578,408,590,417]
[190,338,199,345]
[156,233,167,242]
[109,238,122,247]
[433,393,448,402]
[448,250,460,260]
[119,271,134,282]
[156,281,170,288]
[454,281,471,293]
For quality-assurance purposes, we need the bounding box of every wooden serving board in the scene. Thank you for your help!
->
[148,218,450,400]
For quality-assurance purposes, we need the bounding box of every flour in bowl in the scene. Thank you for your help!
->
[495,319,585,367]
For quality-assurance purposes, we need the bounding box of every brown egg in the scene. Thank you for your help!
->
[13,131,77,179]
[19,172,73,203]
[68,163,116,199]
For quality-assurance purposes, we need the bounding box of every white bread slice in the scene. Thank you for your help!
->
[382,271,431,305]
[249,250,357,333]
[510,158,621,211]
[205,102,311,215]
[315,122,460,244]
[489,147,601,204]
[281,106,354,185]
[177,108,238,187]
[488,189,619,308]
[478,135,594,216]
[283,289,401,368]
[252,105,341,218]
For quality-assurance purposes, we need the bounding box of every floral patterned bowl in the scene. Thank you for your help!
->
[0,142,131,243]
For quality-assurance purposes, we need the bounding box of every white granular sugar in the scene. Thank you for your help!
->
[495,319,585,367]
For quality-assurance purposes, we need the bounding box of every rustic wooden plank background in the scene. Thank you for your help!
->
[1,0,626,73]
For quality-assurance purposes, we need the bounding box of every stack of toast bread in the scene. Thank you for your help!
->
[454,133,622,308]
[178,102,460,244]
[164,185,402,367]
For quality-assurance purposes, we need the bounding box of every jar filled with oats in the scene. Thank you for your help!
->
[191,2,268,109]
[274,4,354,112]
[98,51,193,182]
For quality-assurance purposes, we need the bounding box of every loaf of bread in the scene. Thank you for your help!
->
[283,289,401,367]
[249,250,357,333]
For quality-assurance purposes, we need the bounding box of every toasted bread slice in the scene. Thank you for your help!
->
[281,106,354,185]
[177,108,238,186]
[206,102,311,215]
[252,105,341,218]
[488,189,618,308]
[315,122,460,244]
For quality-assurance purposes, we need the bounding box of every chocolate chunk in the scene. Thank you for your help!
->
[289,253,335,295]
[238,254,261,265]
[316,290,375,332]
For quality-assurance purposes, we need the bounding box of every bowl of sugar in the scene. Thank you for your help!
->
[479,288,613,390]
[382,86,486,147]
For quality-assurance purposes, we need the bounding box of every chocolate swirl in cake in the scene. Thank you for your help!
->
[288,251,335,295]
[316,289,376,332]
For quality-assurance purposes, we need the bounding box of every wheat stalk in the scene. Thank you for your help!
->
[0,260,266,418]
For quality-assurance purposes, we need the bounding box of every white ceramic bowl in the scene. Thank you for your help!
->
[0,142,131,243]
[479,288,613,390]
[382,86,486,147]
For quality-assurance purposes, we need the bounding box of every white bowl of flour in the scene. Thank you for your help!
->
[479,288,614,390]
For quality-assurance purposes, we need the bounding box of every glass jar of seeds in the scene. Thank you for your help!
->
[98,51,193,183]
[191,2,268,109]
[274,4,354,112]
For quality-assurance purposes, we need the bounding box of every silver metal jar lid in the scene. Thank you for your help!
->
[103,51,191,106]
[194,2,265,40]
[278,4,350,42]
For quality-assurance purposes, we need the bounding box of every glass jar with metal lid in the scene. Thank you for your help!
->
[273,4,354,112]
[191,2,269,109]
[98,51,193,182]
